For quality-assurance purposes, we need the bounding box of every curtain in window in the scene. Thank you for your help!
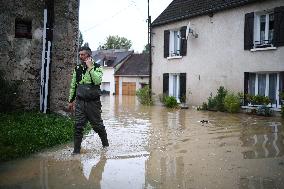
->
[269,73,277,104]
[173,75,177,98]
[258,74,266,96]
[248,73,256,95]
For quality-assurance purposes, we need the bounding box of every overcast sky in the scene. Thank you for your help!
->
[79,0,172,52]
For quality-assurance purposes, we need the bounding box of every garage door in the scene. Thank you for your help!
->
[122,82,136,95]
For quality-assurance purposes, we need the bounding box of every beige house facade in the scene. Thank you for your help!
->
[151,0,284,108]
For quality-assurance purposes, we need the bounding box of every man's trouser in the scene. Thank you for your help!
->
[73,98,109,154]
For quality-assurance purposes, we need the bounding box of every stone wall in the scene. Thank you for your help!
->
[0,0,79,112]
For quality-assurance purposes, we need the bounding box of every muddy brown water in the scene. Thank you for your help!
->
[0,96,283,189]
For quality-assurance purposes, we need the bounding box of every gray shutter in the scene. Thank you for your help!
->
[180,26,187,56]
[164,30,170,58]
[274,6,284,47]
[163,73,169,95]
[244,72,249,105]
[244,12,254,50]
[179,73,186,100]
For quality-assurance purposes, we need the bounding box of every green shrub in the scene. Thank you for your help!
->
[224,93,240,113]
[249,95,271,105]
[207,93,217,111]
[256,105,272,117]
[202,102,208,110]
[215,86,228,112]
[281,106,284,118]
[207,86,228,111]
[0,111,77,161]
[0,70,19,112]
[136,86,153,105]
[163,96,178,108]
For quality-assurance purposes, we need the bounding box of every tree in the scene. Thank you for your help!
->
[142,44,150,54]
[79,31,84,47]
[102,35,132,50]
[82,42,89,47]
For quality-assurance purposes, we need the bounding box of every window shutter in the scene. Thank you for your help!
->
[244,12,254,50]
[180,26,187,56]
[274,6,284,47]
[280,72,284,92]
[179,73,186,100]
[164,30,170,58]
[244,72,249,105]
[163,73,169,95]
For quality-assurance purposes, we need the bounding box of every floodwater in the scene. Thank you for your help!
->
[0,96,284,189]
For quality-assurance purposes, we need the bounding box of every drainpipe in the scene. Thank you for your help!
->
[40,0,54,113]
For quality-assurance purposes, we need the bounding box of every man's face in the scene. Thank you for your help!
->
[79,50,89,61]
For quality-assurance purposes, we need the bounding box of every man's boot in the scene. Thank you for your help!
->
[73,124,84,154]
[73,137,82,154]
[98,130,109,147]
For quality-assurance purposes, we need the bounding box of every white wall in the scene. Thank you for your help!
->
[151,0,284,105]
[102,67,115,95]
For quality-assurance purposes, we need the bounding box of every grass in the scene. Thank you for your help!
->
[0,111,76,161]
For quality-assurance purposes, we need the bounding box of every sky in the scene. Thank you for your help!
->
[79,0,173,53]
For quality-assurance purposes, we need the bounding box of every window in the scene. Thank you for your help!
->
[163,73,186,103]
[247,72,280,107]
[164,26,187,58]
[244,6,284,50]
[254,12,274,48]
[15,18,32,39]
[170,30,181,57]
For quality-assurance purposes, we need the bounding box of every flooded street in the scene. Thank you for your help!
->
[0,96,284,189]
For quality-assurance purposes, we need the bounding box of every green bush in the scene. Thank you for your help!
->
[136,86,153,105]
[163,96,178,108]
[224,93,241,113]
[207,93,217,111]
[281,106,284,118]
[256,105,272,117]
[248,94,271,105]
[0,111,78,161]
[0,70,19,112]
[215,86,228,112]
[202,102,208,110]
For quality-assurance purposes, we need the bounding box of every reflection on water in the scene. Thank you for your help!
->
[241,122,284,159]
[0,96,284,189]
[239,176,278,189]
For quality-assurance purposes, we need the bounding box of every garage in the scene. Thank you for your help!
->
[122,82,136,95]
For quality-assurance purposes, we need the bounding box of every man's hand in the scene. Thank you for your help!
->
[85,57,93,70]
[68,102,75,112]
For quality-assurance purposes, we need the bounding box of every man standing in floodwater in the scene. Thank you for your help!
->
[68,46,109,154]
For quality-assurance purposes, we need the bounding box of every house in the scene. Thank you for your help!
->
[151,0,284,108]
[115,53,150,95]
[0,0,79,112]
[92,49,133,95]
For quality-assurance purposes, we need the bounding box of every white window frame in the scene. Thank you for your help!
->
[249,73,280,108]
[254,10,274,49]
[169,73,180,103]
[169,30,181,57]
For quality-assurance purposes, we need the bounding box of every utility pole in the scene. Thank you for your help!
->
[147,0,152,96]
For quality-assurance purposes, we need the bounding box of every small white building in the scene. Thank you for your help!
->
[92,49,133,95]
[115,54,149,95]
[151,0,284,108]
